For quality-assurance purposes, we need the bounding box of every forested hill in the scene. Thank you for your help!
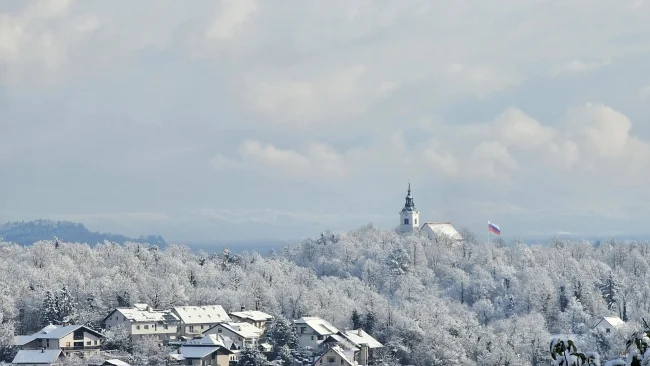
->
[0,224,648,365]
[0,219,166,246]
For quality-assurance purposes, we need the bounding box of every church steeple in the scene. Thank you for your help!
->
[399,181,420,233]
[402,181,416,212]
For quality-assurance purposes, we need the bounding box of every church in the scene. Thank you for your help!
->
[397,183,463,241]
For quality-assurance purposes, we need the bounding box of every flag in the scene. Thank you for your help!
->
[488,221,501,235]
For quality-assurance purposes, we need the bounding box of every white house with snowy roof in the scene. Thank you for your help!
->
[314,346,359,366]
[101,303,179,341]
[203,322,264,349]
[293,316,339,349]
[594,316,625,333]
[14,324,103,357]
[229,308,274,332]
[321,329,383,366]
[171,305,231,337]
[397,183,463,242]
[169,334,238,365]
[11,349,63,366]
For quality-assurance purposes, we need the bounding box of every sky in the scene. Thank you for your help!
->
[2,0,650,243]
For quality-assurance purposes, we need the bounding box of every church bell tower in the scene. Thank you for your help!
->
[399,182,420,233]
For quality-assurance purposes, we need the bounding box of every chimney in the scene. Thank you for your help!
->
[241,306,245,312]
[357,329,362,336]
[41,348,45,353]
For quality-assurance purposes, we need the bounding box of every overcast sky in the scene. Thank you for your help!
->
[2,0,650,243]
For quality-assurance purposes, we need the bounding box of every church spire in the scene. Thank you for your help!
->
[402,181,416,212]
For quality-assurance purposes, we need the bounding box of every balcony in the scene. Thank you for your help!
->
[61,346,102,352]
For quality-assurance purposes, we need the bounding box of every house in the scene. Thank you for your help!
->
[101,303,180,341]
[420,222,463,242]
[594,316,625,333]
[11,349,63,366]
[203,322,263,349]
[228,308,274,332]
[322,329,382,366]
[313,346,358,366]
[102,360,132,366]
[15,324,103,356]
[170,334,238,366]
[293,317,339,349]
[172,305,231,337]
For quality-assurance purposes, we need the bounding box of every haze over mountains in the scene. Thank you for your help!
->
[2,220,649,254]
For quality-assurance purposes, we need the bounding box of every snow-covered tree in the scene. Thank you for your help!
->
[267,316,298,350]
[237,348,270,366]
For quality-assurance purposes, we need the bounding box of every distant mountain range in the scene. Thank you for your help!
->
[0,219,166,246]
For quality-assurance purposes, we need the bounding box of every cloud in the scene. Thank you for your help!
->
[552,60,609,76]
[2,1,650,239]
[205,0,258,41]
[212,140,348,179]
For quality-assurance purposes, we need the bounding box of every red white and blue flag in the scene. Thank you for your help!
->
[488,221,501,235]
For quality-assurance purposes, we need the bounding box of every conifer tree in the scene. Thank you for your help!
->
[351,309,362,329]
[268,316,298,350]
[237,348,269,366]
[41,291,57,326]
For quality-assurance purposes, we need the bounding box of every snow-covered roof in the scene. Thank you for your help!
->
[315,346,356,366]
[169,353,185,361]
[185,334,225,347]
[173,305,230,325]
[421,222,463,241]
[178,346,220,359]
[323,334,359,351]
[229,310,273,322]
[16,325,102,344]
[12,349,61,364]
[103,359,132,366]
[110,307,179,324]
[341,329,383,349]
[603,316,625,327]
[294,317,339,336]
[218,322,264,339]
[15,335,35,346]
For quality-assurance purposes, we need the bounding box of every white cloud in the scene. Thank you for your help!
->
[205,0,258,41]
[212,140,348,179]
[552,59,609,76]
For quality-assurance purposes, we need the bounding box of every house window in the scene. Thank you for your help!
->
[606,328,611,333]
[136,325,140,330]
[311,336,314,340]
[189,326,194,333]
[340,359,344,365]
[327,357,335,362]
[317,335,323,340]
[414,218,418,225]
[66,342,70,347]
[301,327,306,334]
[404,218,409,225]
[86,341,91,346]
[144,325,149,329]
[217,328,222,333]
[94,341,98,345]
[164,324,168,330]
[201,325,204,330]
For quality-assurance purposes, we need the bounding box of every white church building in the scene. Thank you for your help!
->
[398,183,463,242]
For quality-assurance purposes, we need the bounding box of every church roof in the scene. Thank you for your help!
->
[421,222,463,241]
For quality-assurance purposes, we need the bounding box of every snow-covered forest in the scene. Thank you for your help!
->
[1,224,650,365]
